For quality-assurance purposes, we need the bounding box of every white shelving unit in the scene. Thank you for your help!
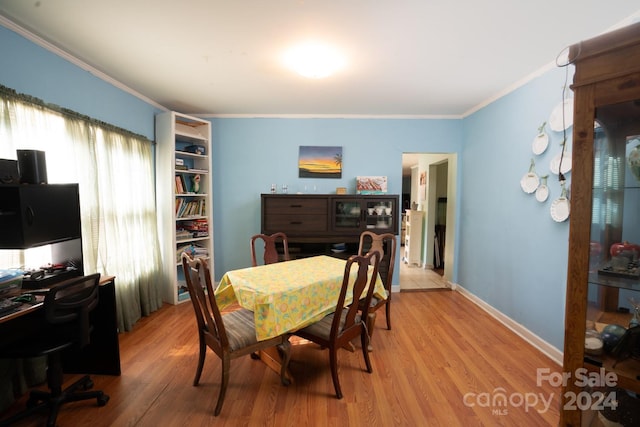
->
[403,209,424,266]
[155,111,213,304]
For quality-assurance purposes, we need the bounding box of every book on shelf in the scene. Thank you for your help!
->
[176,243,208,262]
[182,218,208,231]
[176,199,206,218]
[175,229,192,240]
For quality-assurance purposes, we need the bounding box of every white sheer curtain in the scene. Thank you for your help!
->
[0,90,162,331]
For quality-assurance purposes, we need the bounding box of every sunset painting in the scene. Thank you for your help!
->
[298,146,342,178]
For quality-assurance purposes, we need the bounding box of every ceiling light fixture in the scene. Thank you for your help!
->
[283,42,345,79]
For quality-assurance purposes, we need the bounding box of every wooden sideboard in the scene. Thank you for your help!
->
[261,194,399,257]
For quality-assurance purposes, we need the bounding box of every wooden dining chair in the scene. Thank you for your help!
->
[181,253,291,416]
[250,232,290,266]
[292,250,381,399]
[357,231,396,343]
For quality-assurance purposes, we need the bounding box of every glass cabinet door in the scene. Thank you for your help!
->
[363,200,395,232]
[582,99,640,425]
[588,100,640,322]
[332,199,361,231]
[331,197,397,234]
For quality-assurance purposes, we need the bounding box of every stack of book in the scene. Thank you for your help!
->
[176,243,208,263]
[179,219,209,238]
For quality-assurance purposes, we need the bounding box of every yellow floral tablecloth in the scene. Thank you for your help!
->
[215,255,386,341]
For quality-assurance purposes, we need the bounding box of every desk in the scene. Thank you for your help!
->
[0,276,121,412]
[215,255,386,341]
[0,276,121,375]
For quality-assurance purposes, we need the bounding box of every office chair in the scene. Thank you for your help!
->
[0,273,108,427]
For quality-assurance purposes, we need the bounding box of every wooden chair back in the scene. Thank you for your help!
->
[358,231,396,293]
[331,250,381,341]
[181,253,227,354]
[250,232,290,266]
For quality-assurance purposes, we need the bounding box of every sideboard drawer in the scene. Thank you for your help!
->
[264,214,327,233]
[264,197,327,214]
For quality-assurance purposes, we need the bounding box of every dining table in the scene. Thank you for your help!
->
[215,255,387,342]
[215,254,386,380]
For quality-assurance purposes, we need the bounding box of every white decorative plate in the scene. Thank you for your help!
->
[550,151,572,175]
[520,172,539,194]
[550,197,570,222]
[535,184,549,202]
[549,99,574,131]
[532,133,549,155]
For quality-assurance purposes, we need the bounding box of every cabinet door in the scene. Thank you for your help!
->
[332,198,362,232]
[362,198,396,233]
[584,99,640,382]
[330,196,398,234]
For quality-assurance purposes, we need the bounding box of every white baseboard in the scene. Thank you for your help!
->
[454,284,563,366]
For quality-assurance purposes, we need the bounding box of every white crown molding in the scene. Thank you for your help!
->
[199,113,462,119]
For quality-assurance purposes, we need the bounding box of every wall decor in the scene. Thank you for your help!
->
[520,158,539,194]
[532,122,549,155]
[356,176,387,194]
[298,146,342,178]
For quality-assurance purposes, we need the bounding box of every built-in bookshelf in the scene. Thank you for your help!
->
[155,111,213,304]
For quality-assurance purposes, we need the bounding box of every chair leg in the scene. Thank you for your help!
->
[360,329,373,373]
[385,302,391,330]
[193,338,206,386]
[276,338,292,386]
[366,312,376,352]
[214,355,231,416]
[328,347,342,399]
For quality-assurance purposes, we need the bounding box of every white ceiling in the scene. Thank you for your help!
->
[1,1,639,119]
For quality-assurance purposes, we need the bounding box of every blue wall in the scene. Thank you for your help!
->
[210,117,462,279]
[460,68,572,349]
[0,23,572,351]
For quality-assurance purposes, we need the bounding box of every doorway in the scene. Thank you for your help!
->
[399,153,456,290]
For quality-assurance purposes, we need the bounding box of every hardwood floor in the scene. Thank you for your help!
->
[1,291,562,426]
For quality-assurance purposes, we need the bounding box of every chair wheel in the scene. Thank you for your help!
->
[250,352,260,360]
[97,394,110,406]
[83,379,94,390]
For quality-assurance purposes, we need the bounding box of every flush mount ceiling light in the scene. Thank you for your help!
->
[283,42,345,79]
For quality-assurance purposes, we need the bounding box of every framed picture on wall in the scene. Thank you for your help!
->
[298,146,342,178]
[419,171,426,201]
[356,176,387,194]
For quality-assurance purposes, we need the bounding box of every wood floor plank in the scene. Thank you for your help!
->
[0,290,562,426]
